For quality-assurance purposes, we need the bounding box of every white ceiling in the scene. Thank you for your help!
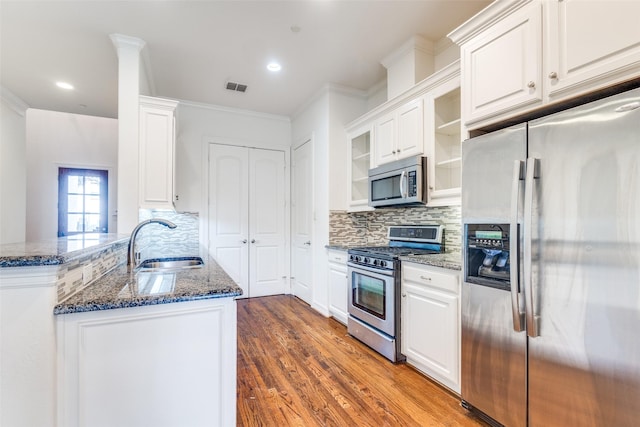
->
[1,0,490,119]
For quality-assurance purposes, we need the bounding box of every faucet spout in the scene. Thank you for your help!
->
[127,219,177,273]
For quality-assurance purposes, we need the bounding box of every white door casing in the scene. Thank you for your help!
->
[208,144,286,298]
[291,140,313,304]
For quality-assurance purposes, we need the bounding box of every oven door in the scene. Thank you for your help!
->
[347,262,396,337]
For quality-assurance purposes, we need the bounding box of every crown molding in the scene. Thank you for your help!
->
[109,33,146,54]
[291,83,367,120]
[178,98,290,123]
[1,85,29,116]
[381,35,435,69]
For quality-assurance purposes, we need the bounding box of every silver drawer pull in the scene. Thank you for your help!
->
[420,275,432,281]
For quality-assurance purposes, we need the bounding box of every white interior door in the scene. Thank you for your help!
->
[291,140,313,304]
[208,144,249,297]
[248,149,286,297]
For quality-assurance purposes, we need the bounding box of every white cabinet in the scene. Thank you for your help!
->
[456,0,542,126]
[373,98,424,167]
[401,262,460,393]
[327,249,348,325]
[347,126,373,212]
[139,96,179,210]
[424,76,462,206]
[545,0,640,100]
[450,0,640,129]
[57,298,238,427]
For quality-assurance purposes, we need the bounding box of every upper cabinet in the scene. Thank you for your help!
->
[449,0,640,129]
[345,61,461,211]
[424,77,462,205]
[139,96,179,210]
[347,125,373,212]
[373,98,424,167]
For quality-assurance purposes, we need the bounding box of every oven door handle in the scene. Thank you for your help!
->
[347,263,395,278]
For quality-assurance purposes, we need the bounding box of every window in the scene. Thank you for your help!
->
[58,168,108,237]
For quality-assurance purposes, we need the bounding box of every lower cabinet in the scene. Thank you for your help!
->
[56,297,237,427]
[327,249,348,325]
[401,262,460,393]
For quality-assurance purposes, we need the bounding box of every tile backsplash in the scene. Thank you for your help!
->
[330,205,461,252]
[137,210,200,260]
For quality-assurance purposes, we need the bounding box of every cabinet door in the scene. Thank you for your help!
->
[402,282,460,392]
[327,251,348,325]
[396,98,424,160]
[374,113,397,166]
[461,1,542,126]
[139,98,178,210]
[545,0,640,100]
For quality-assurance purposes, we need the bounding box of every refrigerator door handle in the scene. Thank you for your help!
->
[510,160,525,332]
[524,157,540,337]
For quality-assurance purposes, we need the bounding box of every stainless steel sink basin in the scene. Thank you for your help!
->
[137,256,204,272]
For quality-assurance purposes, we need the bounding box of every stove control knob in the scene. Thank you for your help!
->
[363,257,370,264]
[349,255,354,261]
[372,259,379,266]
[379,260,387,268]
[355,256,361,263]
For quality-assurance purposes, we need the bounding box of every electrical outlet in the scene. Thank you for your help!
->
[82,264,93,285]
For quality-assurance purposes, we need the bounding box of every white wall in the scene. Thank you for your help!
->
[175,101,291,214]
[0,88,28,244]
[291,85,366,315]
[25,109,118,241]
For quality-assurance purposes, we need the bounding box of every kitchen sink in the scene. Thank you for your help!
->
[136,256,204,272]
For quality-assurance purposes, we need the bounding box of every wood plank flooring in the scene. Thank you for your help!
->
[237,295,488,427]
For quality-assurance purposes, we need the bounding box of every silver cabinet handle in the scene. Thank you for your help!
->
[251,239,256,244]
[402,293,407,297]
[524,157,540,338]
[510,160,525,332]
[548,71,558,79]
[304,241,311,245]
[419,275,431,281]
[397,148,401,153]
[241,239,247,244]
[392,150,396,154]
[527,81,536,88]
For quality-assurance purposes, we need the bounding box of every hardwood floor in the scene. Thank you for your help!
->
[237,295,488,426]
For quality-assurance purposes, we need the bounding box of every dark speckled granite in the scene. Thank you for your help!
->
[0,234,129,268]
[54,257,242,314]
[400,252,462,271]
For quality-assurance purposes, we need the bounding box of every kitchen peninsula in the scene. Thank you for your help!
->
[0,234,242,427]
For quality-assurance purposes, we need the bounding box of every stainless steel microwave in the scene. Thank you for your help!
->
[368,156,428,208]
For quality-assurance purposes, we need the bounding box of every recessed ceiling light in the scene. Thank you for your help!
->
[267,62,282,72]
[56,81,74,90]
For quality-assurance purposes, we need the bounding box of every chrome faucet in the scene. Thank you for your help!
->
[127,219,177,273]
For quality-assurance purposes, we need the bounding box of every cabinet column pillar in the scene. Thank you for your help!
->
[110,34,145,234]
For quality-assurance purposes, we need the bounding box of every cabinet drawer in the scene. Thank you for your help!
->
[328,250,348,265]
[402,263,459,294]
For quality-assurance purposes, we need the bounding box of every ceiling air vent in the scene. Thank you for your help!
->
[225,81,247,93]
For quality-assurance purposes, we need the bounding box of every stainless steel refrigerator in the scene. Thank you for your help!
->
[460,85,640,427]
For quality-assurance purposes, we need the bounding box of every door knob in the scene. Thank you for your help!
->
[548,71,558,79]
[527,81,536,89]
[241,239,247,244]
[251,239,256,244]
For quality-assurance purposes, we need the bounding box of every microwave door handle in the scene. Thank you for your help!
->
[399,170,406,198]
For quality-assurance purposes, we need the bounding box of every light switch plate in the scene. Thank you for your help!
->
[82,264,93,285]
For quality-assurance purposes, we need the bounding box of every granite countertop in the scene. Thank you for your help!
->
[400,252,462,271]
[0,234,129,268]
[326,244,461,271]
[54,256,242,315]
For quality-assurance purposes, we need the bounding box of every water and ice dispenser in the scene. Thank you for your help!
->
[465,224,512,291]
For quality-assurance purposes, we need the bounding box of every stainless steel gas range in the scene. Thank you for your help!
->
[347,225,444,362]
